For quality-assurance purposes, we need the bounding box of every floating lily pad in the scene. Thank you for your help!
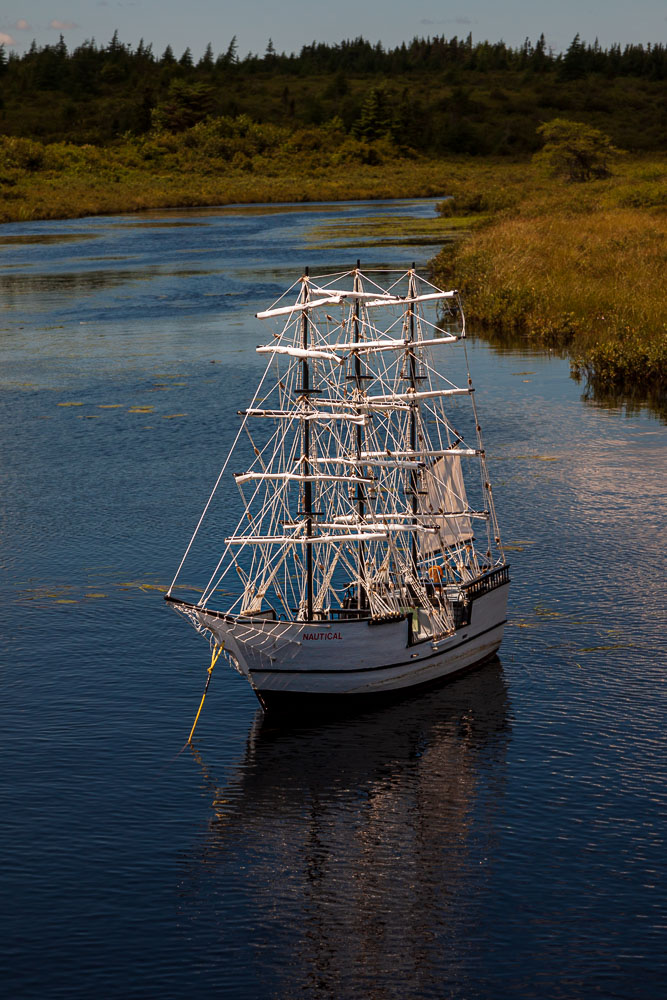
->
[579,643,631,652]
[534,604,563,617]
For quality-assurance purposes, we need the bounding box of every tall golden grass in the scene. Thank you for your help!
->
[430,157,666,404]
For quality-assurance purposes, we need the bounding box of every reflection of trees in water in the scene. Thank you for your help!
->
[578,381,667,423]
[467,327,666,422]
[183,661,511,998]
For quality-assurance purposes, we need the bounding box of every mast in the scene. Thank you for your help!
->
[353,261,366,610]
[407,266,419,576]
[301,268,314,621]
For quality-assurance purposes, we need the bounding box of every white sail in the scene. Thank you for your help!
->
[255,288,457,319]
[360,448,479,459]
[331,334,458,351]
[256,345,343,363]
[241,408,367,424]
[419,455,474,553]
[234,471,374,485]
[224,532,389,545]
[369,388,472,403]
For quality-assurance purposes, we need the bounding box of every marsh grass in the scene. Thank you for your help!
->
[0,160,457,223]
[430,157,667,405]
[0,132,459,224]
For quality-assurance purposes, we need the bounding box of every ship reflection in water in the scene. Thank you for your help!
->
[182,660,511,997]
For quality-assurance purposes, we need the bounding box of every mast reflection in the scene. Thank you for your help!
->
[185,661,511,996]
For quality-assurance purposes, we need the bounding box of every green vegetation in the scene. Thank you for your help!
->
[1,31,665,409]
[0,33,665,154]
[0,125,460,223]
[534,118,622,181]
[430,155,666,409]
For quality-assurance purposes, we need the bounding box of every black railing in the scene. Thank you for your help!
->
[461,565,510,601]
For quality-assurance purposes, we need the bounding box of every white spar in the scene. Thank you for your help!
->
[255,287,457,319]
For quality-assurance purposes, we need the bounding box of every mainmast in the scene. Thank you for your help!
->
[300,268,314,621]
[407,266,420,576]
[353,261,366,610]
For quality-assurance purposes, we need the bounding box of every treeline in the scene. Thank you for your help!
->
[3,31,666,82]
[246,34,667,78]
[0,32,665,154]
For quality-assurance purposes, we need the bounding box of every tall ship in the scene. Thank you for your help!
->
[166,266,510,710]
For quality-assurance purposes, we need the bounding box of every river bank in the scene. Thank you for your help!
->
[429,156,666,409]
[0,133,460,224]
[1,135,664,409]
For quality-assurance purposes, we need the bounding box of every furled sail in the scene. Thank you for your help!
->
[419,454,474,553]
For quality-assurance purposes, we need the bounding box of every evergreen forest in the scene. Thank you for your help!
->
[1,32,665,154]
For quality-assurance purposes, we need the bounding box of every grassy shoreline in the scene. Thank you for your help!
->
[1,136,664,411]
[429,156,666,411]
[0,137,466,224]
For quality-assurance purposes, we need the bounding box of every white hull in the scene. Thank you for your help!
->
[180,581,509,703]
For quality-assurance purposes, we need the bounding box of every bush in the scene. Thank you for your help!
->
[0,136,45,171]
[533,118,622,181]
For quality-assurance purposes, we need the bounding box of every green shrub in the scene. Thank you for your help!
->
[0,136,45,171]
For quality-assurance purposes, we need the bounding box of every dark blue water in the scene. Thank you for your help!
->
[1,201,665,999]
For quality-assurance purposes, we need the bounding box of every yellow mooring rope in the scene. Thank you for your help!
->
[188,643,225,744]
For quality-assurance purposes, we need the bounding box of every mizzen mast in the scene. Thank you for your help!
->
[353,261,367,611]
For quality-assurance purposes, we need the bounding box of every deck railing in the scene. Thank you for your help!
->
[461,565,510,601]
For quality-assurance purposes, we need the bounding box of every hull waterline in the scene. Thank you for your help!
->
[167,579,509,710]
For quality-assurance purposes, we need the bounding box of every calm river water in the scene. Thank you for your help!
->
[1,200,665,999]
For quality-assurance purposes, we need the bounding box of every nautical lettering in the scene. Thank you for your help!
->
[301,632,342,640]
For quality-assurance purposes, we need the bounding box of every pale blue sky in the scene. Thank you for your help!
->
[2,0,666,58]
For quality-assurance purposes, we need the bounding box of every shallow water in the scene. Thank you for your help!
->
[1,200,665,999]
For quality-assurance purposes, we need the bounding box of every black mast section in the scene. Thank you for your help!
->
[301,269,314,621]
